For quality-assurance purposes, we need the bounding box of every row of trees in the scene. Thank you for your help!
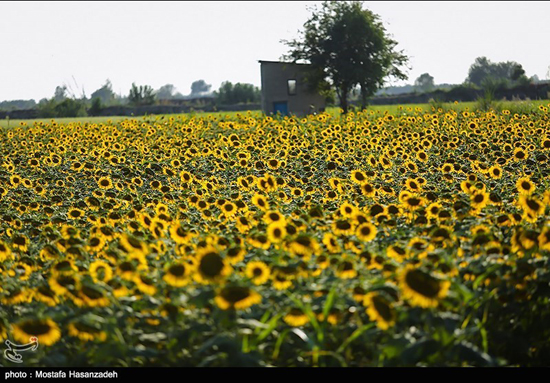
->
[13,80,260,117]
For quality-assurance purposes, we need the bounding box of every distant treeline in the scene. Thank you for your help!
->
[365,82,550,106]
[0,102,261,120]
[0,79,261,119]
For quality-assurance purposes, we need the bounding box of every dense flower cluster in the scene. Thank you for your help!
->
[1,105,549,366]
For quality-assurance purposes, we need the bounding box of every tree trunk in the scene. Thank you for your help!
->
[339,84,349,114]
[360,84,368,110]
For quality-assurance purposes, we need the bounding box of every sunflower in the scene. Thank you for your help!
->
[401,195,425,211]
[288,234,320,260]
[245,261,271,285]
[271,272,294,290]
[214,285,261,310]
[317,309,341,326]
[89,260,113,283]
[9,174,22,187]
[266,222,287,243]
[0,241,12,262]
[119,234,150,259]
[336,259,357,279]
[360,182,376,198]
[251,193,269,211]
[194,247,232,285]
[11,234,29,252]
[235,215,254,234]
[356,222,377,242]
[247,233,271,250]
[134,274,157,296]
[512,147,527,161]
[350,169,368,185]
[332,219,354,236]
[221,202,238,217]
[108,279,129,298]
[470,189,490,211]
[116,259,142,281]
[225,246,246,264]
[12,262,33,281]
[538,226,550,251]
[322,233,341,253]
[86,236,105,253]
[76,284,111,307]
[50,259,79,276]
[97,176,113,190]
[399,265,450,308]
[340,202,357,218]
[1,288,32,305]
[67,321,107,342]
[263,210,286,225]
[0,322,7,341]
[511,228,539,254]
[488,165,503,180]
[33,285,59,307]
[405,178,422,193]
[12,318,61,346]
[67,208,85,220]
[426,202,442,220]
[363,292,396,330]
[283,308,309,327]
[516,176,535,195]
[518,195,545,222]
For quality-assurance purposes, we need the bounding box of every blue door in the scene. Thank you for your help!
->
[273,101,288,116]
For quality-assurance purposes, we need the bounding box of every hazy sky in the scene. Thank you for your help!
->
[1,1,549,101]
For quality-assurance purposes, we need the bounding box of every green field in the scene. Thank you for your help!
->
[1,100,548,128]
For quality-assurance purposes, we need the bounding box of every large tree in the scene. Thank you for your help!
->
[190,80,212,96]
[156,84,177,100]
[414,73,435,93]
[128,83,156,106]
[283,1,409,113]
[466,57,528,87]
[90,79,115,105]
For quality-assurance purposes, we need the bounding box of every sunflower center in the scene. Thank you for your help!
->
[169,264,185,277]
[20,321,53,335]
[372,295,393,322]
[199,253,224,277]
[220,286,251,303]
[405,269,441,298]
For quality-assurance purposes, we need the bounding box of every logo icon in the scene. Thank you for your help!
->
[4,337,39,363]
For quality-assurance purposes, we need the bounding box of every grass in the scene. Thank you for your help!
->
[1,100,548,128]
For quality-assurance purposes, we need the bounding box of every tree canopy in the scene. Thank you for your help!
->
[283,1,409,113]
[466,57,529,88]
[414,73,435,93]
[128,83,156,106]
[214,82,260,106]
[90,79,116,105]
[190,80,212,96]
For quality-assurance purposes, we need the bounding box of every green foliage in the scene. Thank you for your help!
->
[214,82,261,105]
[283,1,409,113]
[0,99,37,112]
[415,73,435,93]
[190,80,212,96]
[88,97,103,117]
[475,77,504,112]
[128,83,156,106]
[37,98,88,118]
[466,56,530,88]
[90,80,116,106]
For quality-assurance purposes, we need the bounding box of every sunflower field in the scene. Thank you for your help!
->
[1,105,550,367]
